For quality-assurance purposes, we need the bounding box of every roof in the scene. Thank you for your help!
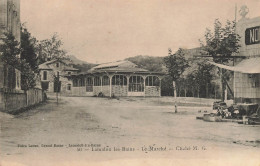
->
[209,57,260,74]
[89,67,148,73]
[39,59,79,71]
[38,63,51,70]
[91,60,137,70]
[69,60,165,76]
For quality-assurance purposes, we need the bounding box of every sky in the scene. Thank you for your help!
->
[20,0,260,64]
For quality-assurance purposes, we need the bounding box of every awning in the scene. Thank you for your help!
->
[209,57,260,74]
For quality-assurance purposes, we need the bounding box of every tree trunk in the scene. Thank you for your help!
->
[173,81,177,113]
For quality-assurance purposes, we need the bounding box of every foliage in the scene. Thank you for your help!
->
[19,59,36,90]
[200,19,240,100]
[164,48,189,81]
[37,33,70,64]
[21,26,38,71]
[161,75,174,96]
[200,19,241,63]
[0,31,36,90]
[0,32,21,66]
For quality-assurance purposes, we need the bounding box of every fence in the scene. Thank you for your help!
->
[0,88,45,113]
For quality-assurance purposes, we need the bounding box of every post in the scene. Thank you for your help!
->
[143,76,146,97]
[109,75,112,97]
[159,78,161,97]
[173,81,177,113]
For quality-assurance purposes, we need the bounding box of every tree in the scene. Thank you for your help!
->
[21,25,38,71]
[164,48,189,97]
[200,19,241,101]
[201,19,241,63]
[0,32,21,89]
[0,31,37,90]
[19,59,36,90]
[0,32,21,66]
[37,33,69,64]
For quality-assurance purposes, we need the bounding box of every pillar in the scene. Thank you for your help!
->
[109,75,113,97]
[142,76,147,97]
[159,78,162,97]
[100,76,103,92]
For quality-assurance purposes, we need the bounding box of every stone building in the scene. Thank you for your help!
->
[0,0,21,91]
[39,59,79,94]
[67,60,164,97]
[211,6,260,104]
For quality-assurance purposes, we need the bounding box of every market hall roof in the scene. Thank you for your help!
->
[209,57,260,74]
[72,60,165,76]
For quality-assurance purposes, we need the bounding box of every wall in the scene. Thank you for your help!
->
[234,72,260,103]
[236,16,260,58]
[234,15,260,104]
[112,86,128,96]
[145,86,160,97]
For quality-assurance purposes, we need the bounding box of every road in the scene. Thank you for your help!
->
[0,96,259,166]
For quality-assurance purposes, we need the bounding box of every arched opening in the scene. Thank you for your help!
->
[86,77,93,92]
[129,76,144,92]
[102,76,110,86]
[145,76,160,86]
[112,75,127,86]
[94,76,101,86]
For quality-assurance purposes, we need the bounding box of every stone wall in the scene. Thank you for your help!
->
[112,86,127,96]
[145,86,160,97]
[102,86,110,96]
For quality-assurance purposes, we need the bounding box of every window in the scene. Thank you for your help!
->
[112,75,127,86]
[86,77,93,86]
[251,74,260,88]
[86,77,93,92]
[67,84,71,90]
[102,76,110,86]
[43,71,47,80]
[145,76,160,86]
[129,76,144,92]
[94,76,101,86]
[79,78,85,87]
[56,62,59,67]
[73,79,78,87]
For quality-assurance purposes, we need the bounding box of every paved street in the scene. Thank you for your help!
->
[0,96,260,166]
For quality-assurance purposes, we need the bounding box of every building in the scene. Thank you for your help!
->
[0,0,21,91]
[211,6,260,104]
[38,59,79,94]
[67,60,164,97]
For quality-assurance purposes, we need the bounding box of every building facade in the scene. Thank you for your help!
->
[67,60,164,97]
[0,0,21,91]
[233,9,260,104]
[39,59,79,94]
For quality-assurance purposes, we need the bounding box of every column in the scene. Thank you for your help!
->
[100,76,103,92]
[159,78,162,97]
[127,75,130,96]
[142,76,147,97]
[109,75,113,97]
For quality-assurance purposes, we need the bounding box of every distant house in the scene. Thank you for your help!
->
[39,59,79,94]
[67,60,165,97]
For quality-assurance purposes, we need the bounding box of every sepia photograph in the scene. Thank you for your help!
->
[0,0,260,166]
